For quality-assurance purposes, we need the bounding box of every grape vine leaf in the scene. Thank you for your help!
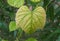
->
[15,6,46,34]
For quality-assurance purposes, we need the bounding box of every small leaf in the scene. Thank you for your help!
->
[7,0,24,8]
[25,38,38,41]
[9,21,17,31]
[15,6,46,34]
[30,0,41,2]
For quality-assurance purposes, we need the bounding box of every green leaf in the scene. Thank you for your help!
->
[7,0,24,8]
[15,6,46,34]
[9,21,17,31]
[25,38,38,41]
[30,0,41,2]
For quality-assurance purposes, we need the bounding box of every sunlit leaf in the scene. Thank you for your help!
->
[30,0,40,2]
[15,6,46,34]
[9,21,17,31]
[7,0,24,8]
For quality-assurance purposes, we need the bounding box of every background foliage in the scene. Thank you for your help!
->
[0,0,60,41]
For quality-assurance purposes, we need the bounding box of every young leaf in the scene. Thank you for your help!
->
[30,0,41,2]
[9,21,17,31]
[25,38,38,41]
[7,0,24,8]
[15,6,46,34]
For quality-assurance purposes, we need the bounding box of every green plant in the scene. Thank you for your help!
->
[8,0,46,40]
[0,0,60,41]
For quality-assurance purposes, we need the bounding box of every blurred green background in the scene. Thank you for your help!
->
[0,0,60,41]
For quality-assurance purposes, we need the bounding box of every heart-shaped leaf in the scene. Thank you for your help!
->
[30,0,40,2]
[15,6,46,33]
[7,0,24,8]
